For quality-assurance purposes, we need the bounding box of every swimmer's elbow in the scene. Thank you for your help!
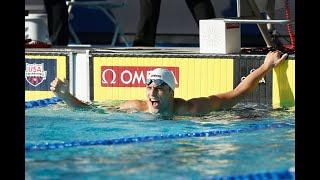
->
[119,102,128,110]
[119,100,141,110]
[209,91,239,110]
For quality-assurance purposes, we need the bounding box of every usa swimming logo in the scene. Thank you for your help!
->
[25,63,47,87]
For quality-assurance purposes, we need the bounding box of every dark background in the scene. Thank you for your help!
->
[25,0,295,47]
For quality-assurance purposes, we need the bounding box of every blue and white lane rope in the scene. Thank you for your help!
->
[25,122,294,152]
[25,97,62,109]
[203,167,295,180]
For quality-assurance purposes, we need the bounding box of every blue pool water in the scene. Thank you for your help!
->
[25,103,295,179]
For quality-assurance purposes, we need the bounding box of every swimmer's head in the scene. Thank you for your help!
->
[145,68,175,114]
[146,68,175,91]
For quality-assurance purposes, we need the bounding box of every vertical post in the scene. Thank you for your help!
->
[74,50,91,102]
[247,0,275,47]
[266,0,275,31]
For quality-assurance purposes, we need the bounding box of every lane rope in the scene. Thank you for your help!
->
[26,122,294,152]
[25,97,62,109]
[204,167,295,180]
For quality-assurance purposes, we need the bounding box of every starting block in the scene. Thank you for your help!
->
[199,18,289,54]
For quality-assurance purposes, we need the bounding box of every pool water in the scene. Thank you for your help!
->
[25,103,295,179]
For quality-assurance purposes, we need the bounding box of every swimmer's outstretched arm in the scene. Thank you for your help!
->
[50,78,91,109]
[185,50,288,112]
[211,50,288,109]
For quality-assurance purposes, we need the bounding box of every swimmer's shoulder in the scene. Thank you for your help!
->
[174,98,189,115]
[119,100,148,111]
[174,98,188,105]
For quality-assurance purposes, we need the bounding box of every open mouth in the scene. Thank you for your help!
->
[150,99,160,107]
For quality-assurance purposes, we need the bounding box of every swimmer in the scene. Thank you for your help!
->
[50,50,288,116]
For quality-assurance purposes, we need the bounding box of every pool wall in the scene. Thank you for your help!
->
[25,52,69,100]
[25,48,295,108]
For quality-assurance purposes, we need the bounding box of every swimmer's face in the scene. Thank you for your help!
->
[146,82,173,114]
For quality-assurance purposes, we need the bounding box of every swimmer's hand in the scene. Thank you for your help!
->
[263,50,288,70]
[50,78,69,96]
[49,77,89,109]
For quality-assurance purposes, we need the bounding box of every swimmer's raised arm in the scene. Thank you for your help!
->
[184,51,288,112]
[50,78,91,109]
[211,50,288,110]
